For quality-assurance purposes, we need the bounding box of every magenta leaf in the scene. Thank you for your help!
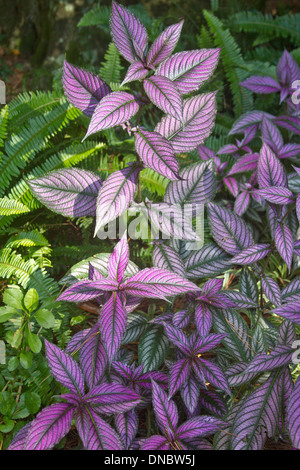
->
[155,92,217,153]
[272,301,300,325]
[122,267,199,299]
[135,128,180,180]
[151,380,179,434]
[239,76,281,94]
[147,20,184,68]
[24,403,74,450]
[107,233,130,283]
[229,111,274,136]
[257,143,288,189]
[84,91,139,138]
[143,75,183,122]
[275,222,294,271]
[110,2,148,64]
[44,340,84,395]
[261,117,283,154]
[278,143,300,159]
[261,275,282,307]
[227,153,258,176]
[83,383,141,414]
[176,416,227,440]
[62,61,111,117]
[152,243,185,277]
[99,292,127,362]
[115,410,138,449]
[141,435,170,450]
[257,186,294,205]
[27,169,103,218]
[230,244,272,265]
[184,243,231,279]
[57,279,118,303]
[78,322,107,389]
[164,160,216,205]
[94,165,141,235]
[121,61,149,86]
[79,408,123,450]
[7,422,31,450]
[207,202,254,255]
[156,49,220,95]
[287,376,300,449]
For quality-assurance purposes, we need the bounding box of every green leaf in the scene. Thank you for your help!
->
[11,329,23,349]
[20,350,33,369]
[0,306,19,323]
[24,391,41,414]
[27,331,42,353]
[3,286,24,310]
[23,288,39,312]
[34,309,55,329]
[7,356,19,372]
[0,417,14,433]
[138,325,169,372]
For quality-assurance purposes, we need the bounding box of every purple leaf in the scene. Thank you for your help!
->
[7,422,31,450]
[121,61,149,86]
[135,128,180,180]
[44,340,84,395]
[234,190,250,216]
[274,115,300,135]
[229,111,274,136]
[152,243,185,277]
[24,403,74,450]
[272,301,300,325]
[62,61,111,116]
[99,293,127,362]
[79,408,123,450]
[176,415,227,440]
[78,322,107,389]
[227,153,258,176]
[115,410,138,449]
[275,222,294,270]
[278,143,300,159]
[224,176,239,197]
[57,279,118,303]
[261,117,283,154]
[168,359,190,398]
[172,308,193,329]
[27,169,103,218]
[297,194,300,224]
[184,243,231,279]
[123,267,199,299]
[155,92,217,153]
[230,244,271,265]
[156,49,220,95]
[83,383,141,414]
[222,290,257,308]
[257,143,288,189]
[257,186,294,205]
[108,233,129,283]
[143,75,183,122]
[231,372,282,449]
[110,2,148,63]
[141,435,170,450]
[164,160,216,205]
[277,50,300,88]
[163,323,190,353]
[239,76,281,94]
[197,144,216,160]
[261,275,282,307]
[207,202,254,255]
[245,345,293,374]
[94,165,141,235]
[194,303,213,337]
[83,91,139,138]
[151,380,178,434]
[199,389,227,417]
[282,277,300,303]
[287,376,300,449]
[193,333,226,354]
[200,359,231,395]
[147,21,184,67]
[180,376,200,415]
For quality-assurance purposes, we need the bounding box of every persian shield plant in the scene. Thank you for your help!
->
[8,2,300,451]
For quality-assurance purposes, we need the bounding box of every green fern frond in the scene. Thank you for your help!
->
[78,3,111,32]
[203,10,253,115]
[140,168,169,197]
[0,105,9,147]
[99,42,123,86]
[227,11,300,46]
[0,198,30,216]
[5,230,49,248]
